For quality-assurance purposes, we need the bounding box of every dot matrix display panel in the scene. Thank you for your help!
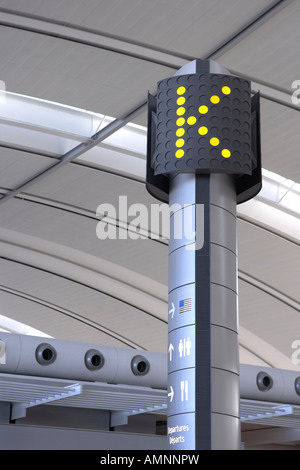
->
[151,73,252,176]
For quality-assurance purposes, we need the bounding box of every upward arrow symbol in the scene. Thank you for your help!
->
[168,343,174,361]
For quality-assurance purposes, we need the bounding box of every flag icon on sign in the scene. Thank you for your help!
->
[179,298,191,314]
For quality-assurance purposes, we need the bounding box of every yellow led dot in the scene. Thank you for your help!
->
[176,117,185,126]
[177,86,186,95]
[210,95,220,104]
[177,96,186,105]
[176,138,185,148]
[221,149,231,158]
[198,126,208,135]
[175,149,184,159]
[222,86,231,95]
[210,137,220,146]
[199,105,208,114]
[176,128,185,137]
[187,116,197,125]
[176,107,186,116]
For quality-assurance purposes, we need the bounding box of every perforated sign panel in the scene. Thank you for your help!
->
[151,73,252,176]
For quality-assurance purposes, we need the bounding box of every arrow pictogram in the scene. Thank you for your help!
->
[168,386,174,402]
[169,302,175,318]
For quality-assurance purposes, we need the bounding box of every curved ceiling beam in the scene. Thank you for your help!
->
[238,214,300,248]
[0,1,293,75]
[239,326,300,371]
[239,270,300,312]
[0,227,167,302]
[0,9,188,69]
[0,229,167,323]
[0,285,144,349]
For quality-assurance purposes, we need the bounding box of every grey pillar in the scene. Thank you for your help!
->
[167,172,239,450]
[146,58,261,451]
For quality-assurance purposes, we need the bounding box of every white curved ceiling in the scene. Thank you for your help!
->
[0,0,299,376]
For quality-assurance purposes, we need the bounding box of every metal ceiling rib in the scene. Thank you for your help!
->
[202,0,293,62]
[0,1,295,108]
[0,1,288,68]
[0,259,168,352]
[239,270,300,312]
[0,285,145,349]
[0,9,189,69]
[217,0,300,91]
[0,245,167,324]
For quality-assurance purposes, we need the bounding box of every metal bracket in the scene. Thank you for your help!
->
[111,404,167,427]
[241,405,293,423]
[11,383,82,420]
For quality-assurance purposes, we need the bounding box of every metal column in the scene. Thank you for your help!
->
[167,172,239,449]
[146,59,262,450]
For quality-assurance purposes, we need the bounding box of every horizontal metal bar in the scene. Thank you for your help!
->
[206,0,294,61]
[241,405,293,422]
[110,403,167,427]
[10,383,82,420]
[0,10,189,69]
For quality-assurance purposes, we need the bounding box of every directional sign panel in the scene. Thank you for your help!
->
[168,284,195,330]
[168,325,195,373]
[151,73,252,176]
[167,368,195,416]
[167,413,196,450]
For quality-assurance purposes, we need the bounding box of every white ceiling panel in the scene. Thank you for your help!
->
[17,163,154,214]
[237,219,300,302]
[218,0,300,90]
[158,0,279,57]
[0,0,278,58]
[0,198,169,285]
[0,0,101,23]
[0,148,54,189]
[259,99,300,182]
[238,279,300,362]
[0,25,173,118]
[0,289,117,345]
